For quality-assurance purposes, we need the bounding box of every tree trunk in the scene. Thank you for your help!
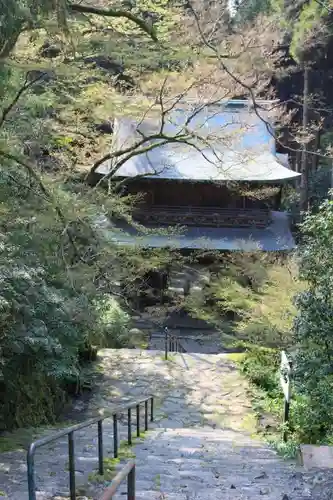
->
[300,65,309,213]
[312,128,321,172]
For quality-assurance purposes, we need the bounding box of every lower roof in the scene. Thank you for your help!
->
[97,211,295,252]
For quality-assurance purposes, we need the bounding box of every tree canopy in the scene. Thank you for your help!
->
[2,0,333,441]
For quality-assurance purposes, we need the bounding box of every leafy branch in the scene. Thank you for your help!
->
[0,149,84,260]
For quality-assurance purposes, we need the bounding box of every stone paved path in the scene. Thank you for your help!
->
[0,349,310,499]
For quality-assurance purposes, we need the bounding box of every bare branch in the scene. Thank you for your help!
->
[93,133,191,188]
[187,1,332,162]
[89,81,244,188]
[68,3,158,41]
[0,150,85,257]
[158,75,169,134]
[312,0,333,14]
[89,134,162,177]
[0,71,47,129]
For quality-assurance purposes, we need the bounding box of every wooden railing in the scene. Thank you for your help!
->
[134,205,271,228]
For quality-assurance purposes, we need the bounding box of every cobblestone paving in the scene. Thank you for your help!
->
[0,349,318,499]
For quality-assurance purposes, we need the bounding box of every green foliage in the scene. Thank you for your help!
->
[233,0,271,24]
[1,0,160,61]
[271,0,330,61]
[0,158,145,430]
[239,347,308,449]
[211,275,258,315]
[289,0,328,61]
[291,389,333,443]
[0,0,68,58]
[237,346,291,453]
[267,436,299,458]
[236,260,304,346]
[291,199,333,443]
[94,297,130,347]
[0,56,177,428]
[307,130,333,207]
[186,253,301,348]
[242,203,333,446]
[240,346,280,392]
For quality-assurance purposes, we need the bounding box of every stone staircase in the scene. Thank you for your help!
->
[0,349,315,499]
[113,427,304,500]
[167,265,210,299]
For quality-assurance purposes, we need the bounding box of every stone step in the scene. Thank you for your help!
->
[0,349,310,500]
[168,285,185,292]
[168,281,186,287]
[167,288,185,296]
[111,426,305,500]
[164,312,213,329]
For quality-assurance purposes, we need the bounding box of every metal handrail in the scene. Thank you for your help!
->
[99,460,135,500]
[164,327,186,360]
[27,395,154,500]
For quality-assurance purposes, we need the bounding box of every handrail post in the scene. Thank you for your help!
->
[150,397,154,422]
[26,396,154,499]
[136,404,140,437]
[27,445,36,500]
[128,408,132,445]
[163,330,186,361]
[144,400,148,431]
[68,431,76,500]
[164,327,168,360]
[128,464,136,500]
[98,420,104,475]
[113,414,118,458]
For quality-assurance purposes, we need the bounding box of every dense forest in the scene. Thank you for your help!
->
[1,0,333,449]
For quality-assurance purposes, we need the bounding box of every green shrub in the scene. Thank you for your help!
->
[239,346,280,393]
[239,348,333,445]
[267,436,299,458]
[186,253,302,349]
[0,170,134,430]
[0,261,94,429]
[234,259,304,347]
[95,297,130,348]
[291,200,333,444]
[290,379,333,444]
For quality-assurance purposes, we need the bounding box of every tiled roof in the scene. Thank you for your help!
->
[96,101,300,183]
